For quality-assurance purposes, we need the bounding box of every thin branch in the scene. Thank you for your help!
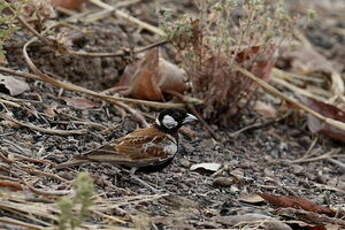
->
[0,67,184,109]
[89,0,166,36]
[2,114,87,136]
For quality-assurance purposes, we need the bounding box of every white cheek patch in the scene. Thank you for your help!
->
[162,115,178,129]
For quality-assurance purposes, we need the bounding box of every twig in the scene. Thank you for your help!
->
[91,210,127,224]
[229,112,291,137]
[327,158,345,172]
[50,120,107,130]
[271,74,330,101]
[85,0,141,22]
[114,101,148,127]
[289,149,340,164]
[297,137,319,161]
[0,98,21,108]
[89,0,166,36]
[23,181,71,196]
[0,151,13,163]
[66,39,169,57]
[98,193,169,211]
[2,139,32,156]
[2,114,87,136]
[0,67,183,110]
[19,167,68,183]
[0,217,45,230]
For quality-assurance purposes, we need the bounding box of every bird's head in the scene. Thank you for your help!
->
[155,108,198,132]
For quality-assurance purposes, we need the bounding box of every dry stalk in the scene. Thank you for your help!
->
[0,217,45,230]
[24,181,71,196]
[2,114,87,136]
[89,0,166,36]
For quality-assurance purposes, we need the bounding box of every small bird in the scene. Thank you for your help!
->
[56,108,198,171]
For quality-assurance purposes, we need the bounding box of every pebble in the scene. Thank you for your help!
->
[213,177,236,187]
[179,158,191,168]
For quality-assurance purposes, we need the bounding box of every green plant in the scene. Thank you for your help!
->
[58,172,95,230]
[161,0,296,125]
[0,1,18,61]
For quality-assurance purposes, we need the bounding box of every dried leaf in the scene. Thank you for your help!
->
[239,193,265,204]
[254,101,277,118]
[117,48,187,101]
[301,96,345,143]
[277,208,345,228]
[63,97,101,109]
[0,74,30,96]
[259,193,336,217]
[190,162,221,173]
[51,0,88,10]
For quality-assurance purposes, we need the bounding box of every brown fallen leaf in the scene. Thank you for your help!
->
[301,96,345,143]
[239,193,265,204]
[277,208,345,228]
[235,45,275,83]
[259,193,336,217]
[0,74,30,96]
[117,48,187,101]
[51,0,88,10]
[63,97,101,109]
[254,101,277,118]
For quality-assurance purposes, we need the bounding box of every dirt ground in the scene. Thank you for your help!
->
[1,0,345,229]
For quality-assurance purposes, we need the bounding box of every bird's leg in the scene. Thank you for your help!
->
[127,168,161,193]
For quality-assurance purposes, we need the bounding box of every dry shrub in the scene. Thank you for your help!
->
[161,0,294,125]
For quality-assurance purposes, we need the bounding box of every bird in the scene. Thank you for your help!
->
[56,108,198,172]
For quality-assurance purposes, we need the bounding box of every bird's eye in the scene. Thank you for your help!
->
[161,115,178,129]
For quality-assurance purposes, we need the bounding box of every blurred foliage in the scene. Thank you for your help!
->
[58,172,95,230]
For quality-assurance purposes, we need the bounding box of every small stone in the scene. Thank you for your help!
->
[213,177,236,187]
[291,165,304,175]
[179,158,191,168]
[57,171,74,180]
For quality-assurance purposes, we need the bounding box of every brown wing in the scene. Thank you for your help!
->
[76,125,177,168]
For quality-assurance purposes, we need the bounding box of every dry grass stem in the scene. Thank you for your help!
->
[90,0,166,36]
[2,114,88,136]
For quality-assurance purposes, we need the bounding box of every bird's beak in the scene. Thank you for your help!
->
[183,113,198,124]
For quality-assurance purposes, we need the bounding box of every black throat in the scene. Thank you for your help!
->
[154,123,179,142]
